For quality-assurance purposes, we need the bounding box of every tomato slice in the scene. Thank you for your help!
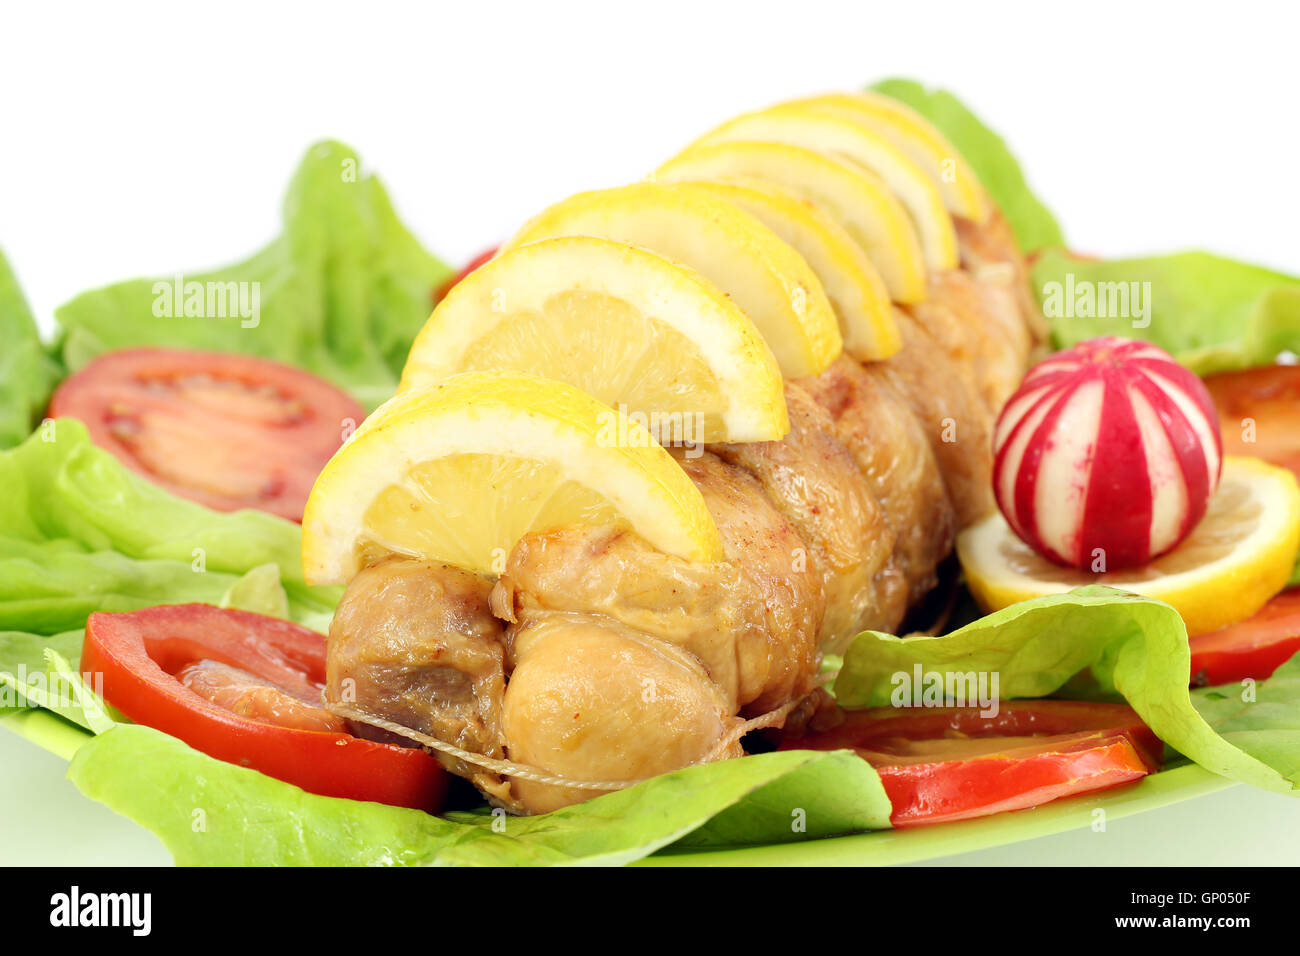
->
[433,246,498,305]
[1190,587,1300,686]
[782,700,1160,827]
[1204,363,1300,482]
[81,604,447,811]
[48,348,365,521]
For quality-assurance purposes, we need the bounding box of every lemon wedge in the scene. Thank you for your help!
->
[399,236,788,443]
[957,457,1300,635]
[302,371,725,585]
[504,182,841,378]
[687,106,958,272]
[676,178,900,361]
[655,141,928,304]
[785,92,990,223]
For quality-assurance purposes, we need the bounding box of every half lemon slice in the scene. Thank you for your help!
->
[785,92,990,223]
[505,182,841,378]
[655,141,928,304]
[957,456,1300,635]
[675,178,901,361]
[686,106,959,272]
[399,236,788,443]
[302,371,725,585]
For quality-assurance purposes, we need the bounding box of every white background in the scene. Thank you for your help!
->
[1,0,1298,864]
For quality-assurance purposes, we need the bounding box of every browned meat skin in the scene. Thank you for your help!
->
[798,356,956,618]
[711,381,897,650]
[501,613,744,813]
[919,269,1029,414]
[325,558,514,806]
[494,525,752,710]
[495,450,824,716]
[870,308,997,525]
[954,209,1050,349]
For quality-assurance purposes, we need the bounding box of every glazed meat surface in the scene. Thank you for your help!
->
[325,558,514,805]
[496,450,824,715]
[501,613,744,813]
[323,207,1044,814]
[799,356,955,616]
[712,381,897,650]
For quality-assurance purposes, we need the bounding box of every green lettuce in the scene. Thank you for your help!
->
[871,78,1064,253]
[64,722,884,866]
[1191,653,1300,782]
[12,581,1300,865]
[0,419,338,639]
[1032,249,1300,374]
[0,249,61,449]
[836,586,1300,795]
[54,141,452,411]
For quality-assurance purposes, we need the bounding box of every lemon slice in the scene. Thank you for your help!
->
[957,457,1300,635]
[399,236,788,443]
[505,183,841,378]
[677,178,901,361]
[655,141,928,304]
[302,371,725,585]
[687,106,958,272]
[784,92,990,223]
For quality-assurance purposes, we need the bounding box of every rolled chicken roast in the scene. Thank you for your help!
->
[326,205,1043,814]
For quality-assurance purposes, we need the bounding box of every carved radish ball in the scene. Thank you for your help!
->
[993,336,1223,571]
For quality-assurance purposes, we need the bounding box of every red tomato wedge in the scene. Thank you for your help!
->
[1204,363,1300,482]
[48,348,364,522]
[433,246,498,305]
[1190,588,1300,686]
[81,604,447,811]
[782,701,1160,827]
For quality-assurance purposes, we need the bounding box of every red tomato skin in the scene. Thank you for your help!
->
[1190,588,1300,686]
[82,604,447,812]
[48,348,365,522]
[878,735,1149,827]
[781,700,1160,827]
[1205,364,1300,482]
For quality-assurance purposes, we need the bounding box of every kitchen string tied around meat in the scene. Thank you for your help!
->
[327,697,802,796]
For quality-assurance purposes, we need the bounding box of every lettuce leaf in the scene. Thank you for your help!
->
[871,78,1064,253]
[0,249,61,449]
[53,141,452,412]
[1032,249,1300,374]
[0,419,338,638]
[836,585,1300,795]
[1191,654,1300,782]
[66,724,885,866]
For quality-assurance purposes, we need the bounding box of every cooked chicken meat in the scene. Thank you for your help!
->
[502,613,745,814]
[797,356,954,620]
[870,308,997,525]
[325,558,514,805]
[495,449,824,716]
[712,381,896,650]
[326,201,1043,814]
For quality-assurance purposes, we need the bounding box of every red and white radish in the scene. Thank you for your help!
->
[993,336,1223,570]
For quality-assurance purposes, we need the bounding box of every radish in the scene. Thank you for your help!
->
[993,336,1223,570]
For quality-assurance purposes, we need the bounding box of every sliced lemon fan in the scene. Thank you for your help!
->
[957,457,1300,636]
[655,141,928,304]
[302,371,725,586]
[687,106,959,272]
[504,182,842,378]
[678,179,900,361]
[399,236,788,444]
[784,92,990,223]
